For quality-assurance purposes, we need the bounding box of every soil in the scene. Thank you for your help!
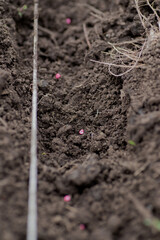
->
[1,0,160,239]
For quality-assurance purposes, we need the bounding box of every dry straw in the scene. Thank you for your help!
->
[91,0,160,77]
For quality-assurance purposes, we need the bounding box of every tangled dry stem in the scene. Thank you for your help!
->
[135,0,160,31]
[91,1,159,77]
[91,40,146,77]
[134,0,146,29]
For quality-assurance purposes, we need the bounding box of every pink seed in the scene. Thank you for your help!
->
[66,18,71,24]
[80,224,85,230]
[56,73,61,79]
[64,195,71,202]
[79,129,84,135]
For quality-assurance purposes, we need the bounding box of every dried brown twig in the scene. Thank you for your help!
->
[146,0,160,30]
[38,25,57,45]
[134,0,146,30]
[128,193,160,232]
[91,0,160,77]
[83,23,91,49]
[135,0,160,31]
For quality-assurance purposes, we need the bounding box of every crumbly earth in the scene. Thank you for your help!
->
[1,0,160,239]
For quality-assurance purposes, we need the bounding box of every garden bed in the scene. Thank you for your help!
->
[1,0,160,239]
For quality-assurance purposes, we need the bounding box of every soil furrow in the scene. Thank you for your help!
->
[1,0,160,240]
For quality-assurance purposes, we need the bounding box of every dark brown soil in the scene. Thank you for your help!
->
[1,0,160,239]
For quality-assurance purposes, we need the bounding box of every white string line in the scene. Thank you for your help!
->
[27,1,39,240]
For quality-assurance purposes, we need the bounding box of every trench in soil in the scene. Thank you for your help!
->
[1,0,160,240]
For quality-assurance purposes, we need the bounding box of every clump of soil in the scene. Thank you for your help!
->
[1,0,160,240]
